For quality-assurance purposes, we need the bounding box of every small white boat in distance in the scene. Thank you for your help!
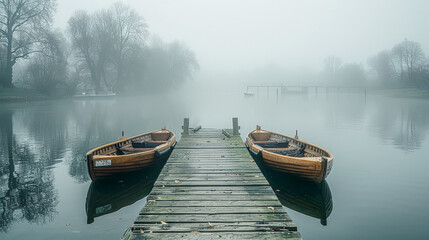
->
[243,91,255,97]
[73,91,116,99]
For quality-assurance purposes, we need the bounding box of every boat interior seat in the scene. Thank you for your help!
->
[116,147,125,155]
[151,132,171,141]
[131,140,167,148]
[251,132,271,141]
[120,146,154,153]
[254,140,289,148]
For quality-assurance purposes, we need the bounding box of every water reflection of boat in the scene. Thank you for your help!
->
[85,164,164,224]
[259,164,333,225]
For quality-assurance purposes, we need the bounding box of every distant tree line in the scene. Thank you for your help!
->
[323,39,429,89]
[0,0,199,95]
[322,55,366,87]
[368,39,429,89]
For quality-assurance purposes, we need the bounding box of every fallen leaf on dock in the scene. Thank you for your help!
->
[174,180,180,183]
[251,160,255,162]
[148,200,156,203]
[149,231,153,233]
[161,221,167,225]
[208,222,214,228]
[267,206,275,210]
[140,229,144,233]
[190,231,200,233]
[162,185,165,188]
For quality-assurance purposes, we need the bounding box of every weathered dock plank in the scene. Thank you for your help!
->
[122,128,301,239]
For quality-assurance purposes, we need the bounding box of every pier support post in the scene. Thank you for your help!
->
[276,88,279,104]
[232,117,239,136]
[183,118,189,135]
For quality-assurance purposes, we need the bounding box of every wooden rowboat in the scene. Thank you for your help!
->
[246,126,333,183]
[86,128,176,181]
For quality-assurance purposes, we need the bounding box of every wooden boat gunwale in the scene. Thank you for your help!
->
[86,129,176,181]
[246,128,333,183]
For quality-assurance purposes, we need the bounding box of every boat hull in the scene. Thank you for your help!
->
[86,130,176,181]
[246,129,333,183]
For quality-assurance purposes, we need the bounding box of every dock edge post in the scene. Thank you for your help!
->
[232,117,239,136]
[182,118,189,135]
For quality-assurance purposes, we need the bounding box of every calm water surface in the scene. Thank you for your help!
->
[1,90,429,239]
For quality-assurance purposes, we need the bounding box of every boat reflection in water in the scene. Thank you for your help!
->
[85,162,165,224]
[258,162,333,225]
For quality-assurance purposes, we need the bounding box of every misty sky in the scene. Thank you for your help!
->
[55,0,429,73]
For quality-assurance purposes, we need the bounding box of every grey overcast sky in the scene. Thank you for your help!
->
[55,0,429,73]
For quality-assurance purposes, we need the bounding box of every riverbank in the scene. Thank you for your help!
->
[372,88,429,99]
[0,88,49,102]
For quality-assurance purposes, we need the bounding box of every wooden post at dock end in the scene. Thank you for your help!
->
[183,118,189,135]
[232,117,239,136]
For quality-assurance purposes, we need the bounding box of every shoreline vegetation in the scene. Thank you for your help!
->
[371,88,429,99]
[2,87,429,103]
[0,88,49,102]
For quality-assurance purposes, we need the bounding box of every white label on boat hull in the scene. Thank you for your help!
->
[96,204,112,214]
[95,160,111,167]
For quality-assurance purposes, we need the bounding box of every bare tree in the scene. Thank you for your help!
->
[167,41,199,87]
[0,0,56,88]
[109,2,147,91]
[391,39,425,86]
[324,56,342,74]
[337,63,366,87]
[22,30,68,95]
[0,43,6,82]
[368,50,396,87]
[68,10,103,92]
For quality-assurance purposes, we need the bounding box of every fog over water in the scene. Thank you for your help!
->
[56,0,429,75]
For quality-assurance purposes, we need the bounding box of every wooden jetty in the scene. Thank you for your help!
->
[122,118,301,239]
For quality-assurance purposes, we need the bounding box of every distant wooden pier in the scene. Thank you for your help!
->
[122,119,301,239]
